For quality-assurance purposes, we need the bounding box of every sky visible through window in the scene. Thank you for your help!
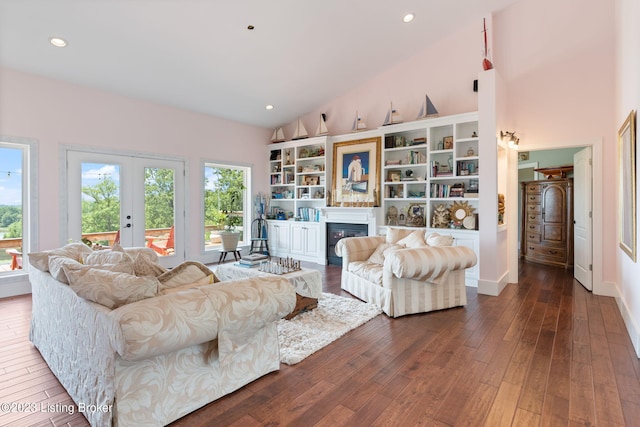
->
[0,147,22,206]
[81,163,120,201]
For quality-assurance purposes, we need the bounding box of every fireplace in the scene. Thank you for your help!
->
[326,222,368,265]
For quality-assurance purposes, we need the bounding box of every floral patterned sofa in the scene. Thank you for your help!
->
[28,243,295,426]
[335,227,477,317]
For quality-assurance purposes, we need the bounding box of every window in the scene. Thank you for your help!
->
[0,138,36,277]
[203,163,251,252]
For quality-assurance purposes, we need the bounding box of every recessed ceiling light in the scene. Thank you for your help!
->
[265,104,274,110]
[49,37,68,47]
[403,13,415,23]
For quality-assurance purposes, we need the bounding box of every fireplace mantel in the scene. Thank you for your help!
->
[321,207,378,236]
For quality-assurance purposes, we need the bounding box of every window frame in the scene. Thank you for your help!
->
[0,136,38,284]
[201,160,252,254]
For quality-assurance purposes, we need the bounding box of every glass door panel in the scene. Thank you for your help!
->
[67,151,184,267]
[80,162,122,247]
[143,167,175,257]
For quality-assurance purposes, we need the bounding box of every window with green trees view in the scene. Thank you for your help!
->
[204,163,249,250]
[80,163,175,246]
[0,143,26,272]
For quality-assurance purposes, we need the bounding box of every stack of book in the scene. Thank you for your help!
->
[239,253,268,267]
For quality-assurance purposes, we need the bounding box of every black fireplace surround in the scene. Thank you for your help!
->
[326,222,368,265]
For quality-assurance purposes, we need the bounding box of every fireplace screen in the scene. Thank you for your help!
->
[326,223,368,265]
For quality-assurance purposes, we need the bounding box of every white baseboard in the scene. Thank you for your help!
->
[614,287,640,358]
[0,274,32,298]
[477,271,509,296]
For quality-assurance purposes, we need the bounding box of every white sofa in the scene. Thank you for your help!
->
[335,228,477,317]
[28,243,296,426]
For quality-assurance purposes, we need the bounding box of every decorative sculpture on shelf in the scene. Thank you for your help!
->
[387,205,398,226]
[498,193,505,225]
[431,204,450,228]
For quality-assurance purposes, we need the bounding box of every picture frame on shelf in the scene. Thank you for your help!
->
[305,176,319,186]
[407,204,425,227]
[443,136,454,149]
[388,170,401,182]
[618,110,636,261]
[332,137,381,206]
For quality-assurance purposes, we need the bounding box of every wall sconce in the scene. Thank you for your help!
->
[500,131,520,148]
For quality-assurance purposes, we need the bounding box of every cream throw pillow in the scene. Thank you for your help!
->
[385,227,416,244]
[156,261,218,293]
[425,232,454,247]
[133,253,168,277]
[28,242,93,272]
[63,265,159,309]
[367,242,403,265]
[397,230,427,248]
[48,256,83,284]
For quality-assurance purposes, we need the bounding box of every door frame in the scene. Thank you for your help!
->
[510,139,606,296]
[60,145,186,267]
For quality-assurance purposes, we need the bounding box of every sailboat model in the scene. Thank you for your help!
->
[316,113,329,136]
[482,17,493,71]
[351,111,367,132]
[416,94,439,119]
[291,118,308,140]
[382,102,403,126]
[271,127,285,143]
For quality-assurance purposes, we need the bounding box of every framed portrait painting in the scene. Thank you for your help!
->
[618,110,637,261]
[332,137,381,206]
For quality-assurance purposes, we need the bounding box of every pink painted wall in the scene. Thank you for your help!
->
[616,0,640,353]
[0,67,271,257]
[285,23,483,138]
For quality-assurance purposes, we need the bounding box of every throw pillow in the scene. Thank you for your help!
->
[133,253,168,277]
[83,249,135,275]
[63,265,159,309]
[425,232,454,247]
[156,261,219,293]
[122,246,159,263]
[159,274,217,295]
[367,242,401,265]
[385,227,415,244]
[382,244,404,258]
[48,255,83,284]
[397,230,427,248]
[28,242,93,272]
[84,249,132,265]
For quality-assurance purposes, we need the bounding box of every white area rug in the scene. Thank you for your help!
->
[277,292,382,365]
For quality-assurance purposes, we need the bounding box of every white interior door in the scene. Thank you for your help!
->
[66,151,185,268]
[574,147,593,290]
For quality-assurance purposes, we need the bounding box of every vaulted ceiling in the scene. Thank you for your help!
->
[0,0,521,128]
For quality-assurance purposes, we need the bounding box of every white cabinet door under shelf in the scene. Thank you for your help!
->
[435,228,480,287]
[268,221,290,256]
[290,222,322,259]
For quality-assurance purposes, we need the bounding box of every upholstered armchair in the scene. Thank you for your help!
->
[335,227,477,317]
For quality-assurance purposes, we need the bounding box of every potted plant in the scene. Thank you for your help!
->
[218,183,245,252]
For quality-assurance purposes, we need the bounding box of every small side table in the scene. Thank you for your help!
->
[218,250,241,264]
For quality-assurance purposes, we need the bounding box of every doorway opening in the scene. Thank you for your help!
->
[516,146,593,291]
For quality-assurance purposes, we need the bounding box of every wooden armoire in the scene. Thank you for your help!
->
[520,178,574,268]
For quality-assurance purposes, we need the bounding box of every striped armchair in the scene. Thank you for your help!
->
[335,228,477,317]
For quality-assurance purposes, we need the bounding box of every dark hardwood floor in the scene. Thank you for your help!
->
[1,261,640,426]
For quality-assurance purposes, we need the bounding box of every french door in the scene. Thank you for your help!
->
[66,151,185,268]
